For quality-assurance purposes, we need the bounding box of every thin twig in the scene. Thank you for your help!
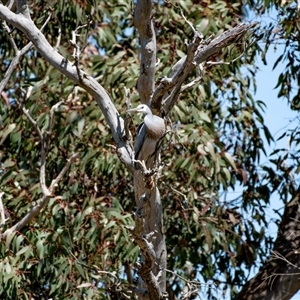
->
[270,251,300,270]
[164,0,202,38]
[75,20,93,54]
[0,10,52,96]
[69,250,118,280]
[0,40,32,95]
[40,12,52,31]
[206,39,248,66]
[0,192,7,233]
[50,153,79,189]
[165,268,201,285]
[70,21,93,82]
[54,20,62,50]
[19,96,51,197]
[2,20,18,52]
[168,184,187,203]
[180,76,202,92]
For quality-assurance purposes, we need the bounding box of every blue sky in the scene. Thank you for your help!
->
[250,8,298,239]
[256,42,297,220]
[255,43,300,299]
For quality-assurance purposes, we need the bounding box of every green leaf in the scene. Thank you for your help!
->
[199,111,211,123]
[3,159,15,168]
[16,246,31,256]
[206,141,216,161]
[224,152,237,171]
[0,123,16,144]
[36,240,45,259]
[5,231,17,250]
[77,117,85,137]
[75,263,85,278]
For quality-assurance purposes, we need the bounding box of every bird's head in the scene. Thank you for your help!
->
[127,104,151,115]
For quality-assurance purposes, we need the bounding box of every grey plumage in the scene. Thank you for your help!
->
[127,104,166,162]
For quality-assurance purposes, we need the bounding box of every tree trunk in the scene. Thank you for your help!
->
[234,195,300,300]
[134,170,167,294]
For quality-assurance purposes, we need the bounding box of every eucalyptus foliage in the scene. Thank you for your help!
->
[0,0,299,299]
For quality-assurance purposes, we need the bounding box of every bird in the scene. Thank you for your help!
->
[127,104,166,164]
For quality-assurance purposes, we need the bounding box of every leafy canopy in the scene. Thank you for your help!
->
[0,0,299,299]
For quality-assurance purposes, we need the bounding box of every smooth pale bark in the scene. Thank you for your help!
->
[133,0,156,105]
[133,1,167,298]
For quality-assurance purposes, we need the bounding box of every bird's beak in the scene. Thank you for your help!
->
[127,107,139,113]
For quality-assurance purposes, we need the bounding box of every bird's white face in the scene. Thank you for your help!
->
[127,104,149,114]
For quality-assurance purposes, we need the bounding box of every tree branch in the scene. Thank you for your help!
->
[151,23,257,114]
[0,153,79,239]
[0,7,50,95]
[0,4,134,173]
[19,96,51,197]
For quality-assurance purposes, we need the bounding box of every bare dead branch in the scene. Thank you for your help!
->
[162,32,203,115]
[70,21,92,83]
[180,62,204,92]
[151,30,202,114]
[70,31,82,82]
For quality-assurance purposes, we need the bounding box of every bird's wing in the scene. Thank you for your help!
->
[134,123,146,159]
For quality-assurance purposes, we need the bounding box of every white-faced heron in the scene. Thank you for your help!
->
[127,104,166,163]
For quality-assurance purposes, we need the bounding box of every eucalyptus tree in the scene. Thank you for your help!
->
[0,0,300,299]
